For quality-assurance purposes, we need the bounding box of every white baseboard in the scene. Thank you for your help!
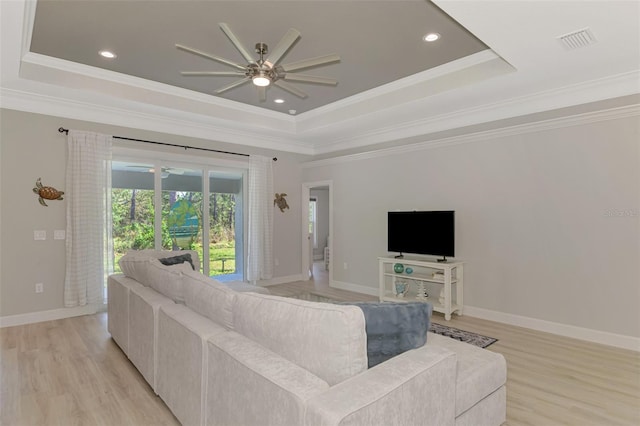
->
[330,280,379,297]
[464,305,640,352]
[308,279,640,352]
[0,304,100,328]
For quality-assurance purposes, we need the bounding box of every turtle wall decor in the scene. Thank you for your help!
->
[33,178,64,206]
[274,193,289,212]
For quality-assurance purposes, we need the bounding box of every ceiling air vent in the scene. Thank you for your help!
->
[557,28,597,50]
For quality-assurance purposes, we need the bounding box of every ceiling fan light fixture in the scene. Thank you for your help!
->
[252,72,271,87]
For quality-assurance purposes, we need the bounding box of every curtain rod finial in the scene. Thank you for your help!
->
[58,127,69,134]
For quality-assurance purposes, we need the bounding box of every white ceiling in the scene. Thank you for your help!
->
[1,1,639,156]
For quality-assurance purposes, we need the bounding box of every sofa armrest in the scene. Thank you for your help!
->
[304,345,457,426]
[206,331,330,426]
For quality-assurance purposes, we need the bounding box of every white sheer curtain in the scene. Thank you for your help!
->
[247,155,274,282]
[64,130,113,307]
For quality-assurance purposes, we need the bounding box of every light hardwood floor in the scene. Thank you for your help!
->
[2,264,638,425]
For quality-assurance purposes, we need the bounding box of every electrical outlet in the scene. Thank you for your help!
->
[343,262,348,270]
[54,230,66,240]
[274,258,279,266]
[35,283,44,293]
[34,230,47,240]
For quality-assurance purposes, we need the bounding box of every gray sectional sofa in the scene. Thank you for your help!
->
[108,250,506,426]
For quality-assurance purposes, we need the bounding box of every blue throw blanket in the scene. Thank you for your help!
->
[343,302,432,367]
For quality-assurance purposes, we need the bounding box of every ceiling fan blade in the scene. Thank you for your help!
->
[176,44,246,71]
[264,28,301,68]
[219,23,257,65]
[282,73,337,85]
[215,77,251,94]
[274,80,308,99]
[181,71,246,77]
[281,54,341,72]
[258,86,267,102]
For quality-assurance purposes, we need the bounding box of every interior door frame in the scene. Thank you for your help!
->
[301,180,333,284]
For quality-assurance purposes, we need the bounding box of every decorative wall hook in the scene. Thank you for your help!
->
[274,193,289,212]
[33,178,64,206]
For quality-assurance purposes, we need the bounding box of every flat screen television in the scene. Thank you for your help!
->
[387,211,455,261]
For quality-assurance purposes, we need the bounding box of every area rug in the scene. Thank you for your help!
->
[429,323,498,348]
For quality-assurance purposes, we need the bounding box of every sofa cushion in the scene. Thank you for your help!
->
[118,253,154,284]
[344,302,432,368]
[158,253,195,270]
[232,292,368,386]
[141,258,193,302]
[182,270,236,329]
[426,332,507,417]
[118,249,201,279]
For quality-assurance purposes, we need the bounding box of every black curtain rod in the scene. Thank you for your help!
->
[58,127,277,161]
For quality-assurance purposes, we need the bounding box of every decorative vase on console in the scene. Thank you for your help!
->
[393,263,404,274]
[395,281,409,297]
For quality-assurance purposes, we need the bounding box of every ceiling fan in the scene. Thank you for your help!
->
[176,23,340,102]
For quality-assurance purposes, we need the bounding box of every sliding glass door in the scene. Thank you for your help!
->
[111,160,245,280]
[161,166,203,261]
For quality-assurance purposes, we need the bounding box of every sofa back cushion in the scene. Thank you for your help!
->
[182,270,235,329]
[141,259,193,303]
[119,249,201,280]
[232,292,367,386]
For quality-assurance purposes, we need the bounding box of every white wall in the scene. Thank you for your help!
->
[302,114,640,339]
[0,109,305,319]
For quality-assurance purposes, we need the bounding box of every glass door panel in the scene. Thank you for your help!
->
[208,170,243,281]
[161,167,203,270]
[111,161,156,272]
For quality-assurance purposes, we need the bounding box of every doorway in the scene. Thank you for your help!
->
[301,181,332,287]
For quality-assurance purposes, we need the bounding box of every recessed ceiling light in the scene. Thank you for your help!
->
[99,50,117,59]
[274,99,285,104]
[423,33,441,42]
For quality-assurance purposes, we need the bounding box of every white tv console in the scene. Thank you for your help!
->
[378,256,464,320]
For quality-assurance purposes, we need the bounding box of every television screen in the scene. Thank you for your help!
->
[387,211,454,259]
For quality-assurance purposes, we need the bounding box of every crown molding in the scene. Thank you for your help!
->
[307,70,640,155]
[302,103,640,168]
[1,87,313,155]
[19,52,297,130]
[296,49,502,123]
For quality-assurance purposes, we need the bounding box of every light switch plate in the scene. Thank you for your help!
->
[54,230,66,240]
[34,230,47,240]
